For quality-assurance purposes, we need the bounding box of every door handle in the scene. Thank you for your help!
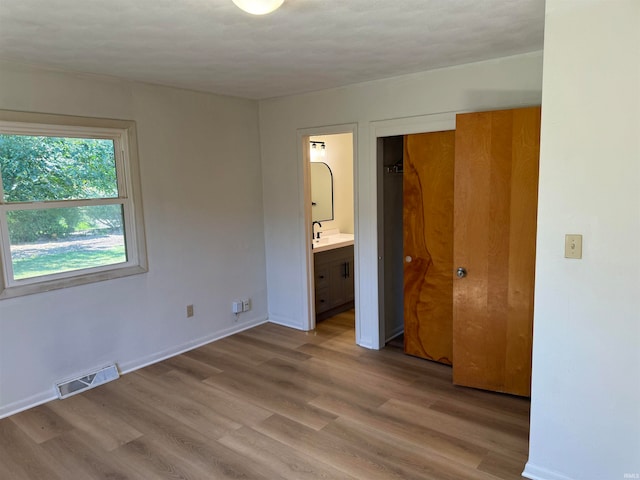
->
[456,267,467,278]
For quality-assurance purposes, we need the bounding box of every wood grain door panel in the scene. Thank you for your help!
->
[452,107,540,397]
[403,131,455,365]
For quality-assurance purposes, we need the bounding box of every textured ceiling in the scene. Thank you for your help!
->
[0,0,545,99]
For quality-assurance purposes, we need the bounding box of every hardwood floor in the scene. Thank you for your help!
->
[0,311,530,479]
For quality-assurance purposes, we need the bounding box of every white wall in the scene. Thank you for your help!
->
[0,61,268,417]
[259,52,543,345]
[524,2,640,479]
[310,133,354,235]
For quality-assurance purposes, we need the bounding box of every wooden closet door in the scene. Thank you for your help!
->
[403,131,455,364]
[453,106,540,396]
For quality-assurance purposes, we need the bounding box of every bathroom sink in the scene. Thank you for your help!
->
[312,233,354,253]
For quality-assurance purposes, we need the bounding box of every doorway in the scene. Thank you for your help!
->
[374,113,457,349]
[301,127,357,332]
[379,135,405,344]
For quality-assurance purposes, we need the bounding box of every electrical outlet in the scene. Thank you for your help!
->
[242,298,251,312]
[186,304,194,317]
[232,301,243,314]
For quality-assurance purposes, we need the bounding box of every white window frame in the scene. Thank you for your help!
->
[0,110,148,299]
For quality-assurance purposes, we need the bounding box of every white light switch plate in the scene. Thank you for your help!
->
[565,234,583,259]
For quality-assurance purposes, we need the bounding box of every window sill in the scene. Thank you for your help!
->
[0,265,148,300]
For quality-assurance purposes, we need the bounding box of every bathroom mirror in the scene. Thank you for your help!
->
[311,162,334,222]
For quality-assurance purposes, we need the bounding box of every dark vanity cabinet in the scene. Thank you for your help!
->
[314,245,354,321]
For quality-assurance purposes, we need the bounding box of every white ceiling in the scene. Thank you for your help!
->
[0,0,545,100]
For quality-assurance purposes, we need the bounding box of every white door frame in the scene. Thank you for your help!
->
[369,112,456,349]
[297,124,358,334]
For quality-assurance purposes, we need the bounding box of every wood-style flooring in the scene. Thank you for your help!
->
[0,311,530,479]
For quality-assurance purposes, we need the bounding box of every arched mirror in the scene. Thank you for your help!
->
[310,162,334,222]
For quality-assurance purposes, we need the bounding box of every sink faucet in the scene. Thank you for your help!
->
[312,221,322,240]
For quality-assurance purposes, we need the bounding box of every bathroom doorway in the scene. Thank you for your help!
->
[301,127,356,333]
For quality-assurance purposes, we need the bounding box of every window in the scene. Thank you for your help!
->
[0,111,147,299]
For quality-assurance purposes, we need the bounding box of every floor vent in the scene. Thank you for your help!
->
[55,364,120,399]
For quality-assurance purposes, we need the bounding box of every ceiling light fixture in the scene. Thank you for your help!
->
[232,0,284,15]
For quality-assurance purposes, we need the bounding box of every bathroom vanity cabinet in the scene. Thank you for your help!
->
[314,245,354,321]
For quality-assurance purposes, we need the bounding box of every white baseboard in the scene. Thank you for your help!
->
[0,390,58,420]
[118,316,268,374]
[356,334,376,350]
[523,462,576,480]
[0,315,268,420]
[267,314,305,330]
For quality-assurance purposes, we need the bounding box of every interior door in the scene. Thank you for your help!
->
[452,106,541,397]
[403,131,455,364]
